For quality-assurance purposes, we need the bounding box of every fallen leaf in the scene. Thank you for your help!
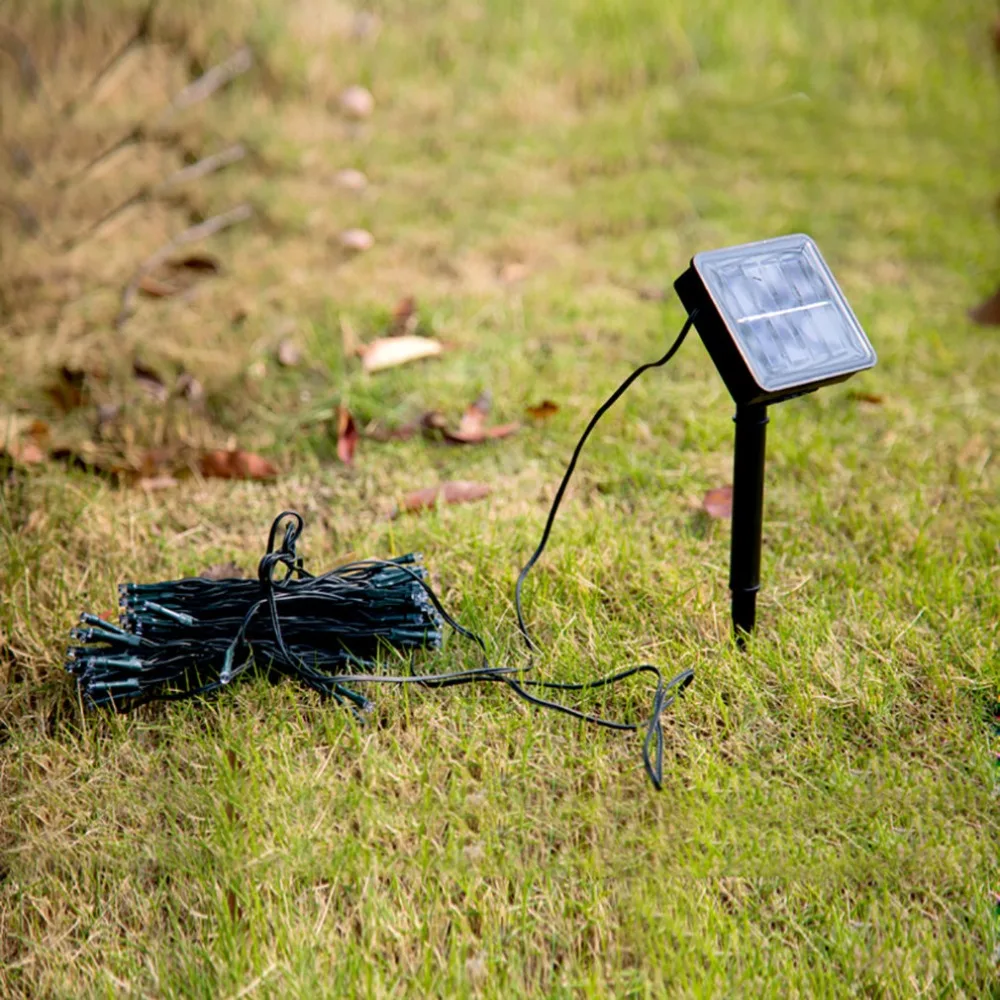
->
[138,447,177,478]
[26,419,50,443]
[132,360,168,402]
[526,399,559,421]
[199,562,246,580]
[140,255,221,300]
[339,84,374,119]
[335,168,368,192]
[226,887,240,923]
[423,392,520,444]
[702,486,733,520]
[636,286,666,302]
[336,406,358,465]
[199,449,278,481]
[848,391,884,405]
[361,335,443,373]
[138,274,179,298]
[169,254,220,275]
[138,475,179,491]
[46,366,90,411]
[277,339,302,367]
[499,262,529,284]
[969,287,1000,326]
[456,392,491,438]
[339,228,374,252]
[399,481,491,515]
[3,440,45,465]
[390,295,417,335]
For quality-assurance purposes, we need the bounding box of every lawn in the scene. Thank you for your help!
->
[1,0,999,996]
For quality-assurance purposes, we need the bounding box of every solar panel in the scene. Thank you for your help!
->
[674,234,877,405]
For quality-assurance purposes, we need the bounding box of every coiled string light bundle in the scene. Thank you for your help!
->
[66,315,697,788]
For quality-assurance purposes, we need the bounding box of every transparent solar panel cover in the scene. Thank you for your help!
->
[694,235,875,392]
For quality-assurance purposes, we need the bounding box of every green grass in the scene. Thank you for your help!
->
[2,0,999,996]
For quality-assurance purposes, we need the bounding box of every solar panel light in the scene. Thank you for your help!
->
[674,234,877,641]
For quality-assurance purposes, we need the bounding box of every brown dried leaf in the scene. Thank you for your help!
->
[526,400,559,421]
[138,274,179,298]
[635,286,667,302]
[200,562,246,580]
[336,406,358,465]
[199,449,278,481]
[361,335,443,373]
[138,447,177,478]
[27,419,50,443]
[140,256,221,300]
[46,366,89,412]
[399,481,491,515]
[168,254,220,275]
[390,295,417,335]
[969,287,1000,326]
[848,391,884,405]
[425,392,520,444]
[702,486,733,520]
[456,392,491,439]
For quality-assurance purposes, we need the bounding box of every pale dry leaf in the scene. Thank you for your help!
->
[5,441,46,465]
[277,339,302,367]
[335,168,368,192]
[362,335,443,373]
[339,85,374,119]
[499,262,529,284]
[702,486,733,520]
[339,228,374,252]
[138,274,179,299]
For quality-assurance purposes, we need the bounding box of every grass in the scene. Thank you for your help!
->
[1,0,999,995]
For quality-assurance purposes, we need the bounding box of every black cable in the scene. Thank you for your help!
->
[68,313,698,789]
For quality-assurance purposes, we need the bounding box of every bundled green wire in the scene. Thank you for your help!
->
[66,315,699,788]
[66,512,445,713]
